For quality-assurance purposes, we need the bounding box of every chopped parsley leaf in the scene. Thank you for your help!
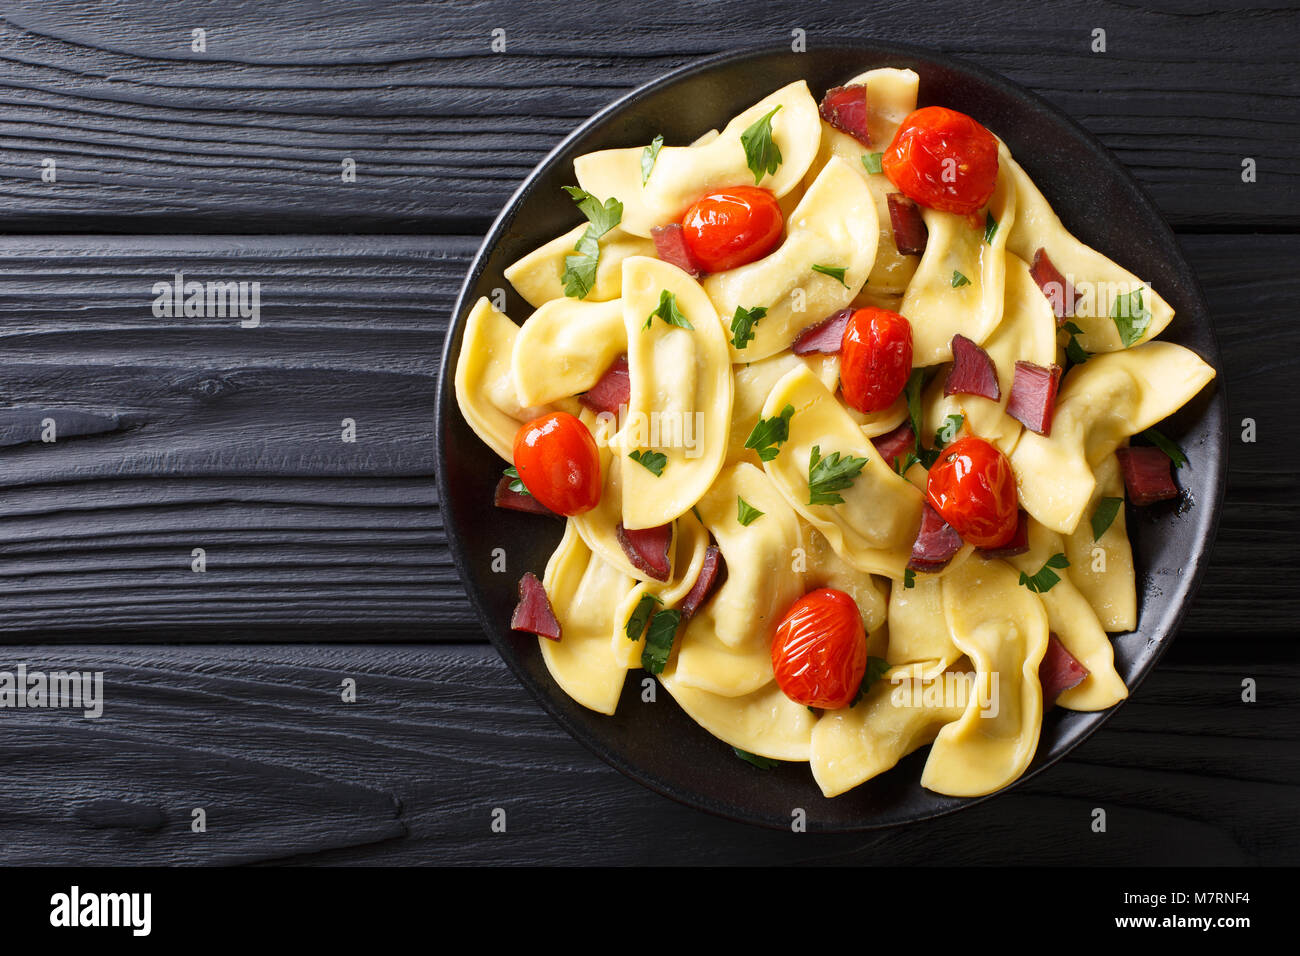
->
[740,105,783,184]
[730,304,767,350]
[736,496,764,527]
[745,404,795,462]
[1018,553,1070,593]
[628,449,668,476]
[642,289,694,330]
[1091,497,1124,540]
[807,444,869,506]
[640,134,664,185]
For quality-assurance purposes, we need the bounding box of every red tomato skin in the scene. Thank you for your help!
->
[512,412,601,516]
[771,588,867,710]
[680,187,784,273]
[882,106,999,216]
[925,436,1019,548]
[840,307,914,413]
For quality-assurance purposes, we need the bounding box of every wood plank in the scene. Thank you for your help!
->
[0,232,1292,637]
[0,2,1295,231]
[0,643,1290,864]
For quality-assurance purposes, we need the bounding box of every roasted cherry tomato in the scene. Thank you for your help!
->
[771,588,867,710]
[882,106,999,216]
[512,412,601,516]
[840,306,914,413]
[926,435,1019,548]
[680,186,784,273]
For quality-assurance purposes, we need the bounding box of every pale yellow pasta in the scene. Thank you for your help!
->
[799,521,889,634]
[512,297,625,406]
[1063,455,1137,632]
[1011,342,1215,533]
[922,558,1049,797]
[454,296,579,460]
[761,365,924,579]
[658,670,817,760]
[615,256,732,530]
[902,143,1018,366]
[885,572,962,677]
[539,521,637,714]
[705,156,878,362]
[575,81,822,237]
[505,225,657,309]
[1002,151,1175,353]
[728,352,839,465]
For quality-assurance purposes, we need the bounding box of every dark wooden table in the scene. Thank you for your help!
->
[0,0,1296,865]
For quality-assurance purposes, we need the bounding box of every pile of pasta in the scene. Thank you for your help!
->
[454,68,1215,798]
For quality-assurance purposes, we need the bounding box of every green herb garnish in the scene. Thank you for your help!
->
[745,404,795,462]
[560,186,623,299]
[812,263,849,287]
[903,368,940,469]
[641,608,682,674]
[642,289,694,330]
[951,270,971,289]
[1112,287,1152,348]
[733,747,780,770]
[850,656,892,707]
[861,152,884,175]
[807,445,869,506]
[1018,553,1070,593]
[730,305,767,350]
[740,105,783,184]
[503,465,529,496]
[983,212,998,244]
[903,568,916,589]
[628,449,668,476]
[1142,428,1188,468]
[935,413,964,449]
[624,593,663,641]
[1090,497,1124,540]
[737,496,764,527]
[640,134,664,185]
[1063,321,1090,367]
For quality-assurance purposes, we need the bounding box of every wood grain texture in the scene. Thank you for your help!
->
[0,0,1295,232]
[0,643,1290,865]
[0,233,1292,639]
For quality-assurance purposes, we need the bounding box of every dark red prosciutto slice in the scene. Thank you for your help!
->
[578,354,630,416]
[944,334,1000,400]
[1029,248,1079,324]
[1116,446,1179,505]
[511,572,561,640]
[679,545,725,618]
[817,84,871,145]
[650,223,704,277]
[871,421,916,471]
[616,521,673,581]
[494,477,555,516]
[887,193,928,255]
[908,503,964,572]
[1040,632,1089,708]
[977,508,1029,558]
[792,307,853,355]
[1006,361,1063,436]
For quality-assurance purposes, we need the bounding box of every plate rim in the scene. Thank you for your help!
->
[434,40,1228,832]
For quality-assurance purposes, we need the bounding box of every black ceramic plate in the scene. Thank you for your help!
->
[434,42,1226,831]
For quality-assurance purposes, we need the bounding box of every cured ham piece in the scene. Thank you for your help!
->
[650,223,704,277]
[977,509,1029,558]
[791,307,853,355]
[907,503,964,572]
[887,193,928,255]
[817,84,871,145]
[616,521,673,581]
[1039,632,1089,707]
[1006,361,1063,436]
[679,545,725,618]
[870,421,916,471]
[944,333,1000,400]
[494,477,556,516]
[578,354,630,415]
[510,572,561,640]
[1116,445,1180,505]
[1028,247,1079,324]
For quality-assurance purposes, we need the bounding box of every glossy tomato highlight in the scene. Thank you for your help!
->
[771,588,867,710]
[680,186,783,273]
[925,435,1019,548]
[840,306,914,413]
[882,106,999,216]
[512,412,601,516]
